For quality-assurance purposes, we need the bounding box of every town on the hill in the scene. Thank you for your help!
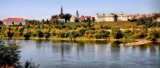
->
[1,6,160,25]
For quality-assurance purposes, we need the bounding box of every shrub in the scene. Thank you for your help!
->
[93,30,110,39]
[110,27,123,39]
[36,30,43,38]
[0,40,20,67]
[23,30,31,39]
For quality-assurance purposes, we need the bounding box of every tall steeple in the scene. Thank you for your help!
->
[60,6,63,15]
[76,10,79,18]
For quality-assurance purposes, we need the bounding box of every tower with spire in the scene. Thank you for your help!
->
[76,10,79,19]
[60,6,63,15]
[58,6,65,22]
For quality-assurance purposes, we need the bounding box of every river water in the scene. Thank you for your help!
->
[13,40,160,68]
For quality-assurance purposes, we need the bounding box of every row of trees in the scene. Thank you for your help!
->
[1,24,160,41]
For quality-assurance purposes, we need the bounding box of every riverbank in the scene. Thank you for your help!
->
[120,40,153,46]
[0,37,154,46]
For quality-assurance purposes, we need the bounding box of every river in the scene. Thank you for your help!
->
[11,40,160,68]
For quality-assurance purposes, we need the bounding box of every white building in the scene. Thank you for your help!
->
[105,15,114,21]
[70,16,76,22]
[95,13,129,22]
[118,14,128,21]
[3,18,26,25]
[95,14,105,22]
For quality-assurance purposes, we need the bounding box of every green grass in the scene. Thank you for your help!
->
[65,21,136,29]
[95,21,136,28]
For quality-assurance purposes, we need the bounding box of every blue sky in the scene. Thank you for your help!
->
[0,0,159,20]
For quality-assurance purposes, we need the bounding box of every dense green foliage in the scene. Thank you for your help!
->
[0,40,20,66]
[0,40,39,68]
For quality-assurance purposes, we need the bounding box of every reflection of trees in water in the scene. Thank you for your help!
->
[61,44,64,60]
[132,43,156,54]
[110,41,121,53]
[138,45,148,53]
[35,40,50,49]
[110,41,121,61]
[110,41,121,48]
[154,42,160,52]
[146,43,156,53]
[77,42,85,52]
[35,40,43,49]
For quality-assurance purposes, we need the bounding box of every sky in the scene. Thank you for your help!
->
[0,0,159,20]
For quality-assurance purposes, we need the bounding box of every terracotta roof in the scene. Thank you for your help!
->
[84,16,91,18]
[80,16,91,19]
[7,18,24,22]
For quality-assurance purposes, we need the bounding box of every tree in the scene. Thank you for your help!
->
[137,18,145,25]
[19,22,22,26]
[93,30,110,39]
[23,30,31,40]
[12,21,14,26]
[64,13,72,22]
[0,20,3,25]
[113,14,118,22]
[0,40,39,68]
[152,13,160,20]
[41,19,45,24]
[36,30,43,38]
[50,15,58,23]
[0,40,20,67]
[44,32,50,38]
[46,19,49,24]
[110,27,123,39]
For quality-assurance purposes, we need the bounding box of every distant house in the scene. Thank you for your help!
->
[80,15,92,22]
[128,14,153,20]
[70,16,76,22]
[3,18,26,25]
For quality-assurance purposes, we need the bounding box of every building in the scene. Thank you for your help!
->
[80,15,92,22]
[76,10,79,19]
[95,13,128,22]
[105,14,115,22]
[118,14,128,21]
[95,13,105,22]
[70,10,80,22]
[128,14,153,20]
[3,18,26,25]
[57,6,65,22]
[70,16,76,22]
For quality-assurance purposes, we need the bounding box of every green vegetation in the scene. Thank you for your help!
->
[0,40,39,68]
[0,13,160,42]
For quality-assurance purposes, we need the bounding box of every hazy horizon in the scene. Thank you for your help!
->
[0,0,160,20]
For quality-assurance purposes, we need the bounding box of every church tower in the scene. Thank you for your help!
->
[76,10,79,19]
[60,6,63,15]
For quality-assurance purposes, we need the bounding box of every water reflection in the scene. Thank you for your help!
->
[18,40,160,68]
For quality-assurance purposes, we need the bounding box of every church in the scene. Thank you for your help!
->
[57,6,65,22]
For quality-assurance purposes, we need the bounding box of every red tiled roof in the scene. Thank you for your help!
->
[80,16,91,19]
[7,18,24,22]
